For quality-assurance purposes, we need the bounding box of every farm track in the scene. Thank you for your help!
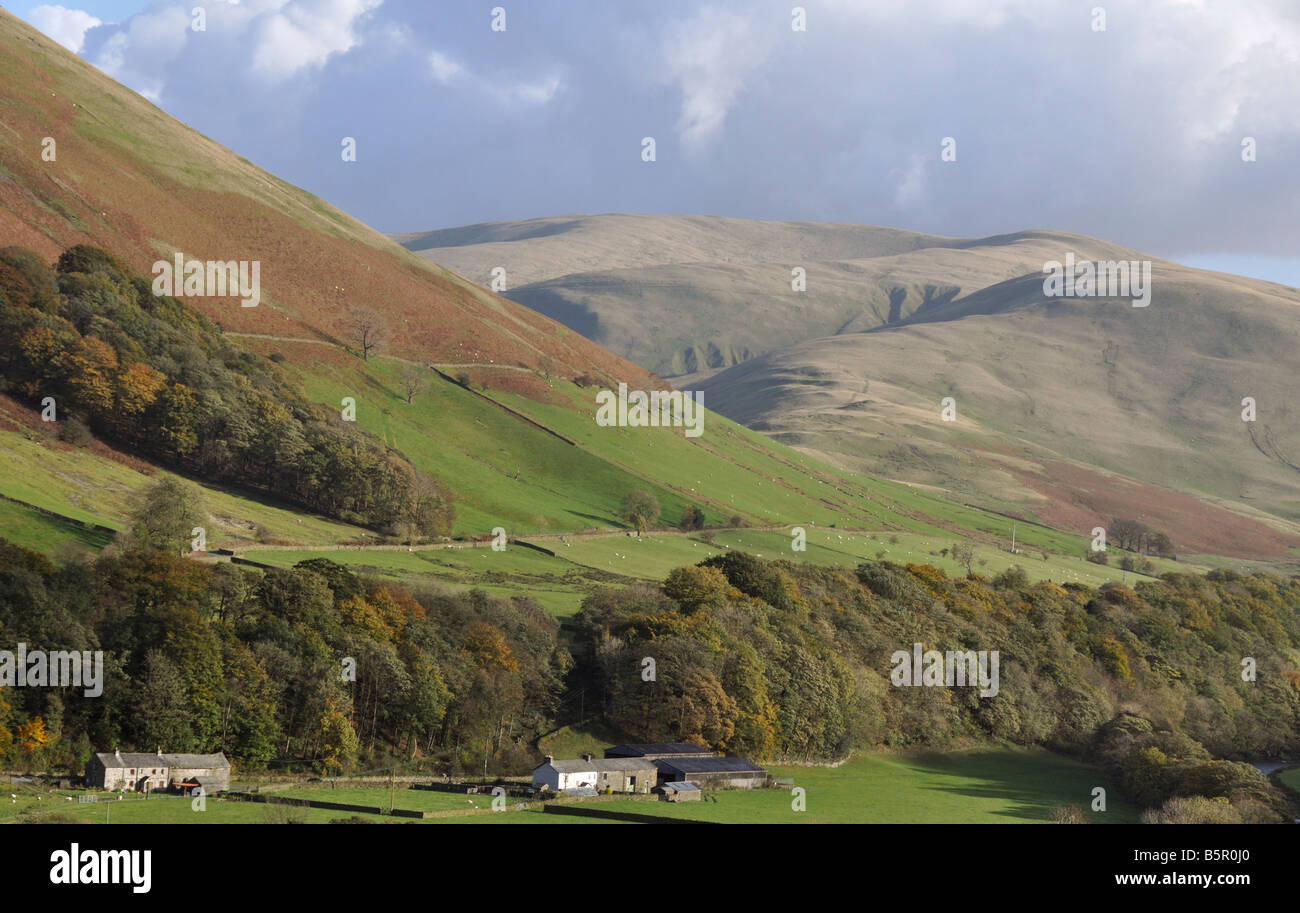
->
[221,524,798,555]
[223,332,533,371]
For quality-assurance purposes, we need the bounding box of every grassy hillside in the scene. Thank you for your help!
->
[400,213,1300,567]
[697,264,1300,564]
[395,216,1156,378]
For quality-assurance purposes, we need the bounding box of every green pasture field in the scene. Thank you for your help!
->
[1,747,1133,825]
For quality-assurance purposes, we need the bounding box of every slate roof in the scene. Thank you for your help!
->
[604,743,712,757]
[537,758,657,773]
[94,752,229,770]
[653,757,767,775]
[660,782,701,793]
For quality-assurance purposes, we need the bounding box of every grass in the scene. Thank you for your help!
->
[273,786,493,813]
[3,747,1133,824]
[3,792,393,824]
[240,544,620,619]
[541,526,1187,589]
[530,748,1138,824]
[0,497,112,553]
[289,356,687,537]
[0,426,374,551]
[538,722,626,760]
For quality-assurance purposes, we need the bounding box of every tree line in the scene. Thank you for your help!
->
[0,245,452,537]
[0,536,563,777]
[567,551,1299,820]
[3,527,1296,819]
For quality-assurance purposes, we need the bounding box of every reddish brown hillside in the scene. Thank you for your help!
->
[0,9,653,394]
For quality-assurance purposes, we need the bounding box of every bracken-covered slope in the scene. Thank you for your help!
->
[0,9,650,391]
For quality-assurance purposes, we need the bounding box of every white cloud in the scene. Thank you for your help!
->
[661,8,773,151]
[428,49,561,106]
[250,0,383,79]
[428,51,464,84]
[91,4,192,103]
[80,0,383,103]
[27,5,102,53]
[494,75,561,105]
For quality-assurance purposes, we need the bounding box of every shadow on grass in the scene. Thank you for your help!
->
[899,749,1137,823]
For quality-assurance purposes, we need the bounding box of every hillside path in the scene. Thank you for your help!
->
[222,332,532,371]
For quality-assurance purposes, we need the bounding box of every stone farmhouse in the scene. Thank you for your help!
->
[535,743,768,794]
[531,754,657,794]
[85,749,231,794]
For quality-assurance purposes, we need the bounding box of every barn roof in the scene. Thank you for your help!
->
[604,743,711,757]
[654,757,767,775]
[94,752,229,770]
[537,758,657,773]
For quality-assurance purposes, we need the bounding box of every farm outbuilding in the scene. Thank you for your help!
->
[653,756,767,789]
[657,782,702,802]
[604,742,714,761]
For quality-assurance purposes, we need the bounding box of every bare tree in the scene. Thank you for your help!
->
[400,364,426,404]
[342,307,387,361]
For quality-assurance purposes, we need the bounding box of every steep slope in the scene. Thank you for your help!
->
[0,9,649,391]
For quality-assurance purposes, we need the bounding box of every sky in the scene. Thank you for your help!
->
[11,0,1300,287]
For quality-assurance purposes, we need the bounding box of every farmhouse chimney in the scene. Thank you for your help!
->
[114,748,122,763]
[544,755,553,765]
[157,747,164,760]
[582,753,593,762]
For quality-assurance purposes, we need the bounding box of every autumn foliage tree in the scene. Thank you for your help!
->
[0,245,454,534]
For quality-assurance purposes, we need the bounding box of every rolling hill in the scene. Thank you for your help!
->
[397,214,1300,566]
[0,7,1077,574]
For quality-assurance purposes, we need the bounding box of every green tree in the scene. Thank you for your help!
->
[679,503,705,531]
[620,490,660,533]
[950,542,976,575]
[315,700,360,771]
[126,477,205,555]
[131,650,195,751]
[662,565,733,613]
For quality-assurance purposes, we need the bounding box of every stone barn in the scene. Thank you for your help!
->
[657,782,702,802]
[653,756,767,789]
